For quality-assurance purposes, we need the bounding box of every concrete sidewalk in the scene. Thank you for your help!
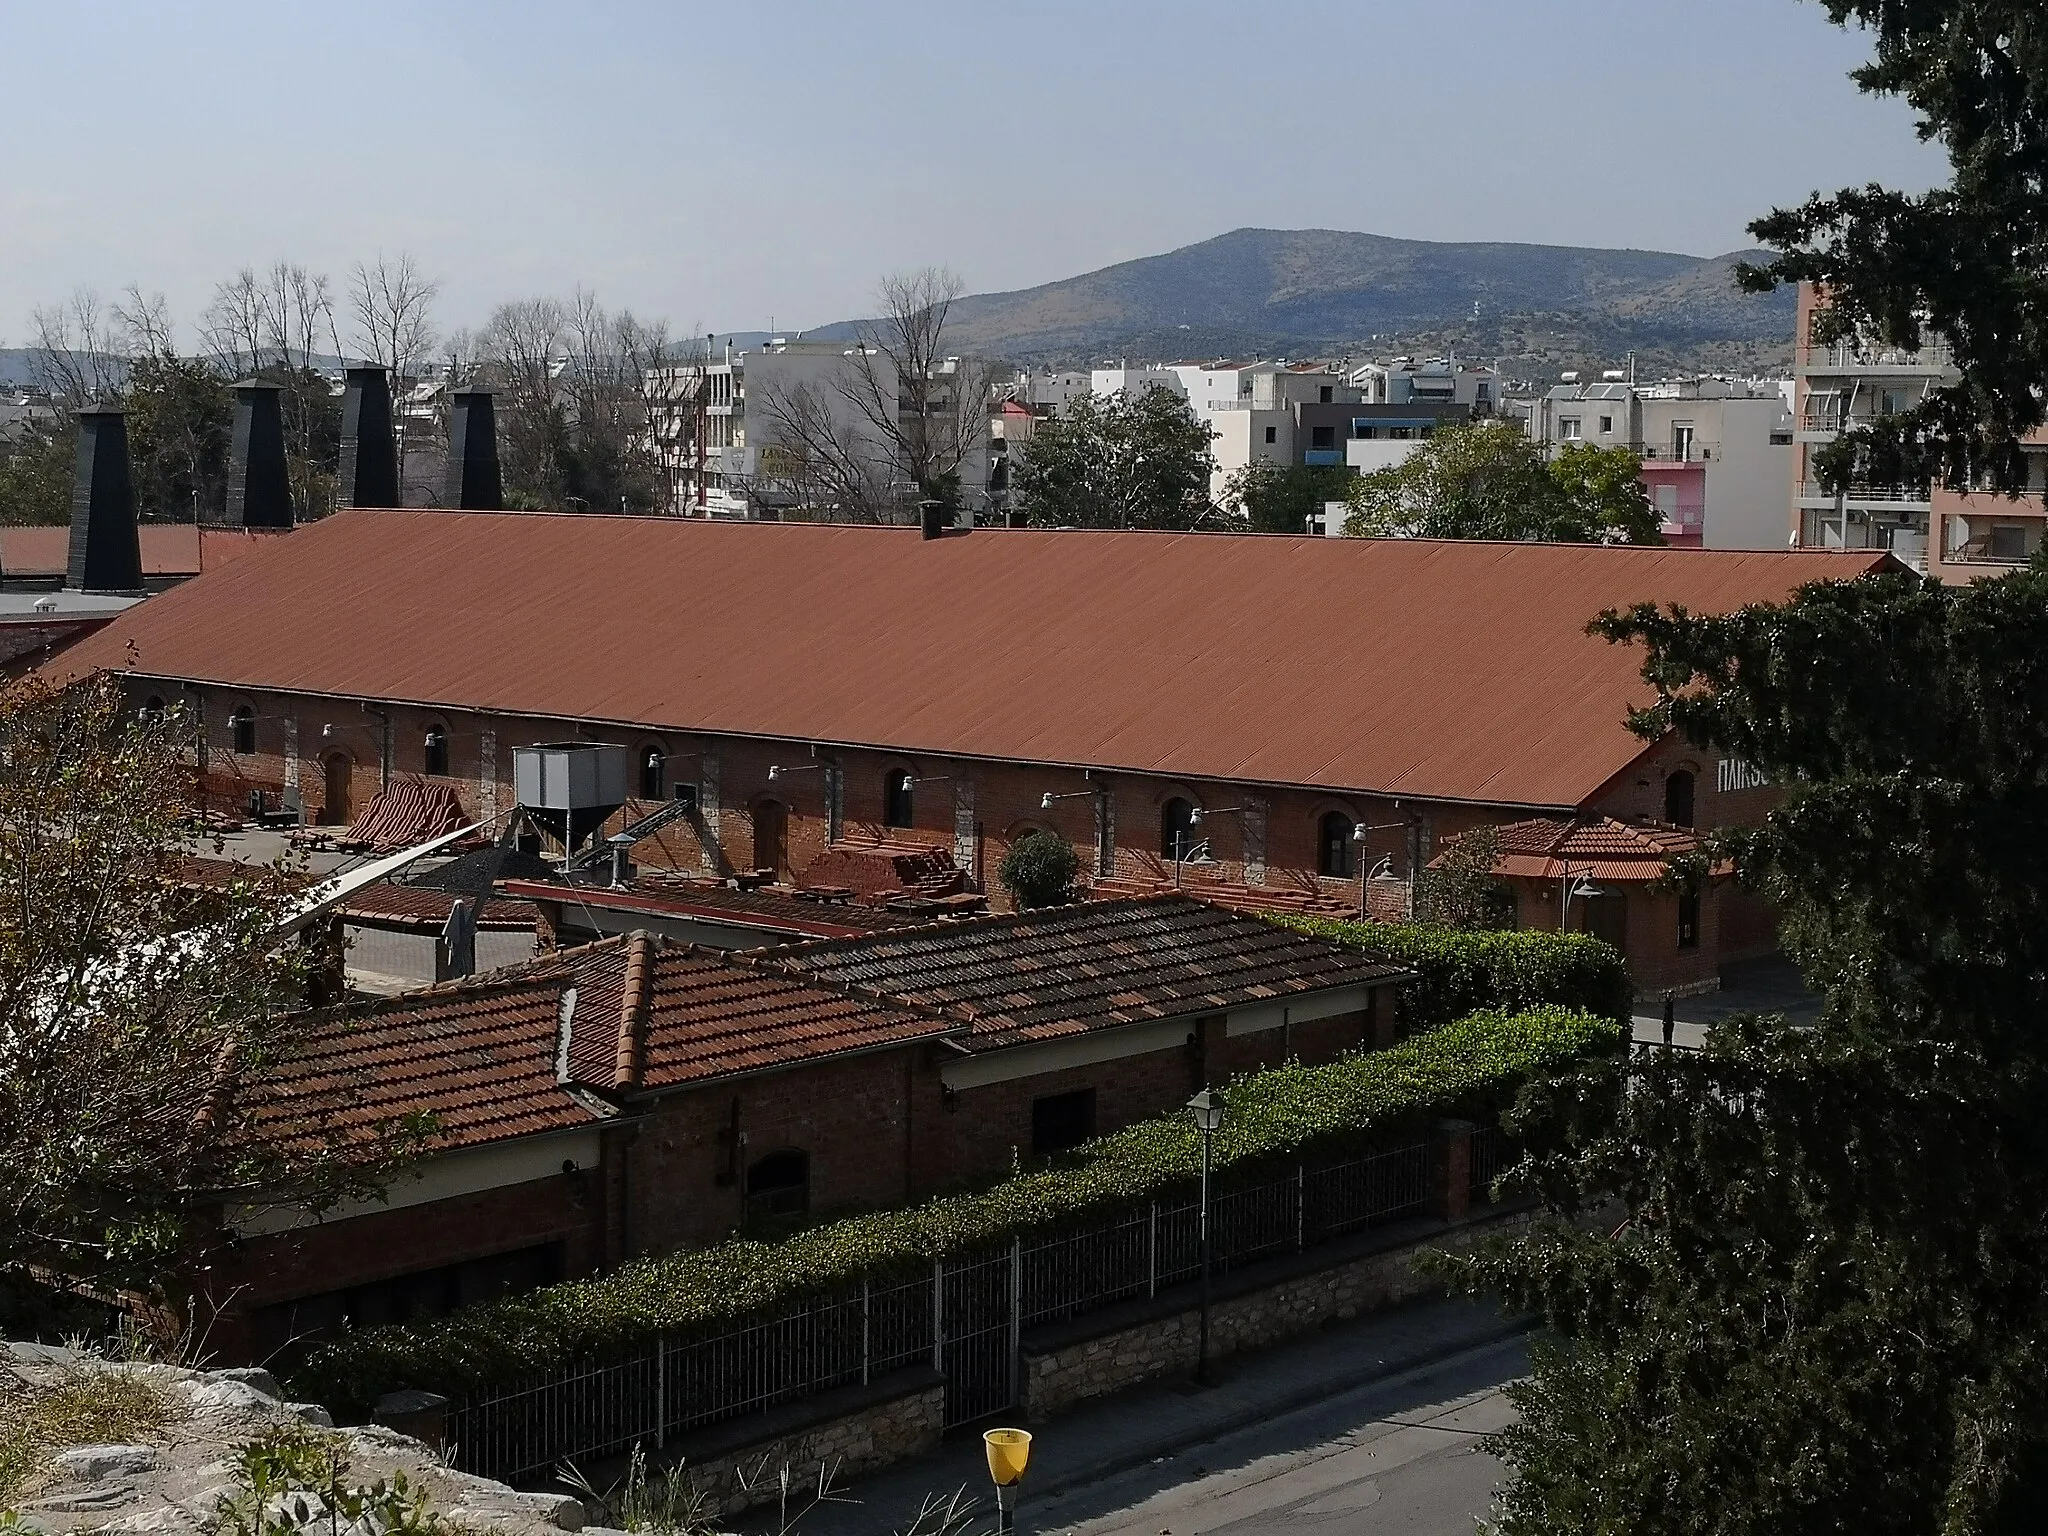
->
[737,1295,1526,1536]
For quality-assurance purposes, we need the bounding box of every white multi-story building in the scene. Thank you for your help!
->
[1529,375,1794,549]
[1788,282,1956,572]
[1353,357,1499,416]
[648,338,989,520]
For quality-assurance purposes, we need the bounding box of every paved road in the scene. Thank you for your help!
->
[1020,1336,1523,1536]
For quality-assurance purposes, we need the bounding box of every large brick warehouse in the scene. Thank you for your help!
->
[54,511,1891,995]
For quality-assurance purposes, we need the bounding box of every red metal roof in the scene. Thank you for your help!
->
[53,511,1892,809]
[1,524,280,578]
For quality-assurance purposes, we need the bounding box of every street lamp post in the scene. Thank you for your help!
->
[1559,863,1604,931]
[1187,1087,1225,1385]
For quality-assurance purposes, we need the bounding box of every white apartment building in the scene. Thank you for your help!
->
[648,338,989,520]
[1789,282,1957,572]
[1353,357,1499,416]
[1530,375,1794,550]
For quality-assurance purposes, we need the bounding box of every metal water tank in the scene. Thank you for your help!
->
[513,742,630,855]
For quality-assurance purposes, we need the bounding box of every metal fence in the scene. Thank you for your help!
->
[448,1137,1447,1481]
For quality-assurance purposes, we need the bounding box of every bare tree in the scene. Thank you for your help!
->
[348,254,441,497]
[752,375,895,521]
[759,267,997,523]
[29,286,126,407]
[199,268,267,377]
[112,285,175,361]
[478,291,675,512]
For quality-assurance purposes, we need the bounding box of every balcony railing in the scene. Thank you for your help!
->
[1800,342,1954,372]
[1638,443,1719,463]
[1797,481,1933,505]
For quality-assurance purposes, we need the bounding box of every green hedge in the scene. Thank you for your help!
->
[1274,916,1633,1029]
[290,1005,1620,1409]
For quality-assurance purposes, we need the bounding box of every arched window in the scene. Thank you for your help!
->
[883,769,914,829]
[640,744,665,800]
[229,704,255,755]
[423,725,449,777]
[1317,811,1355,878]
[1664,769,1696,828]
[141,695,166,725]
[746,1149,809,1221]
[1161,796,1199,860]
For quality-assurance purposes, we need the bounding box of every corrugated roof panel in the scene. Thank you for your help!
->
[54,512,1891,809]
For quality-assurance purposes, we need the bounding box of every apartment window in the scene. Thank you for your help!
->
[1317,812,1355,878]
[1990,525,2028,562]
[1310,425,1335,450]
[746,1150,809,1221]
[230,704,256,755]
[1264,425,1277,444]
[640,744,665,800]
[1598,415,1613,434]
[423,726,449,777]
[1559,418,1582,440]
[1032,1089,1097,1155]
[1672,424,1696,462]
[883,769,914,829]
[1318,385,1333,404]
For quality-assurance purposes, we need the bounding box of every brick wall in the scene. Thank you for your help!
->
[202,1163,608,1360]
[631,1047,939,1250]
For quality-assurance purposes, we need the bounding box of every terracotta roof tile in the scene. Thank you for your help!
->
[1478,815,1708,882]
[758,896,1406,1050]
[51,511,1895,809]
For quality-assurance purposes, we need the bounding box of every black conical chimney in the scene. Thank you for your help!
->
[68,409,144,593]
[225,382,294,528]
[339,366,398,508]
[445,390,502,510]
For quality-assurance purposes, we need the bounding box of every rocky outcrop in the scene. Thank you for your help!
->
[3,1343,584,1536]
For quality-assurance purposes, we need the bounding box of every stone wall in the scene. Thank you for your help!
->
[665,1369,946,1518]
[1021,1206,1531,1420]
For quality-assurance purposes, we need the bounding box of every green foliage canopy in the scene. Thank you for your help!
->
[1342,419,1661,544]
[1740,1,2048,499]
[996,830,1081,909]
[1444,563,2048,1533]
[1275,914,1633,1030]
[1218,458,1354,534]
[1014,387,1218,530]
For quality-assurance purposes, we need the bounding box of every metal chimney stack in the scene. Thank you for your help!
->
[339,366,399,508]
[68,408,144,593]
[445,390,503,510]
[224,381,294,528]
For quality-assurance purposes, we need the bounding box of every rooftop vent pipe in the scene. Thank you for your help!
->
[225,381,294,528]
[68,408,143,593]
[445,390,503,510]
[919,500,955,540]
[339,366,399,508]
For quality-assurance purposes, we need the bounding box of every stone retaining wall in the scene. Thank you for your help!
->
[668,1369,946,1518]
[1022,1207,1532,1420]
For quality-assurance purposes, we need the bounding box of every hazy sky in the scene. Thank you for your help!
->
[3,1,1948,347]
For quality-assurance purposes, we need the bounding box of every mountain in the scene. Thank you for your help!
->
[805,228,1796,372]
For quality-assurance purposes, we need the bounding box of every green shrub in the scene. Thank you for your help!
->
[1274,915,1633,1028]
[290,1005,1620,1410]
[996,830,1081,909]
